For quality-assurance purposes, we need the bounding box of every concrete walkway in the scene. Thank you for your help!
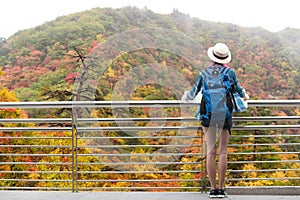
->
[0,191,298,200]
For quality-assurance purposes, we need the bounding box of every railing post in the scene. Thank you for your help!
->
[200,129,207,193]
[71,105,78,192]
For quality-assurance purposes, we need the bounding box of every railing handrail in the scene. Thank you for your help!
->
[0,99,300,108]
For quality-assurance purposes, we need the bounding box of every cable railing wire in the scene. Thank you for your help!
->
[0,100,299,192]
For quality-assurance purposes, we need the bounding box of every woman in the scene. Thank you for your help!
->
[182,43,249,198]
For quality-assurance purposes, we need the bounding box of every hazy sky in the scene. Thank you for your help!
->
[1,0,299,38]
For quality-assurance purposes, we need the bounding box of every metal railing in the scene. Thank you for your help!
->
[0,100,299,193]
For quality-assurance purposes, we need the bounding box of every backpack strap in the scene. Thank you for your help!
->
[220,66,230,75]
[200,69,209,80]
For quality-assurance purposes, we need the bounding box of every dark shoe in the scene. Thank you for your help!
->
[217,189,227,198]
[208,189,218,198]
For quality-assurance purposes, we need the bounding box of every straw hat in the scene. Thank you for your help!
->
[207,43,231,64]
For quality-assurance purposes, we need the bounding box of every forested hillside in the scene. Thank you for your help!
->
[0,6,299,190]
[0,6,300,102]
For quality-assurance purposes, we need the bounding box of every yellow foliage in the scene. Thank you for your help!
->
[0,87,19,102]
[241,164,258,179]
[237,67,244,74]
[0,67,4,76]
[295,108,300,116]
[103,67,115,78]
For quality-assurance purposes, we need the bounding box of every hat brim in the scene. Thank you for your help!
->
[207,47,231,64]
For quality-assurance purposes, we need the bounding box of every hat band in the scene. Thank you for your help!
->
[213,51,228,60]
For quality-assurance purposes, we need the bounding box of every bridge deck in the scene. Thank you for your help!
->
[0,191,298,200]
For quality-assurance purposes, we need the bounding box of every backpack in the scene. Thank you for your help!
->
[200,65,234,121]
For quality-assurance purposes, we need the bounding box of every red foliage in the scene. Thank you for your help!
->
[194,171,206,179]
[0,65,51,89]
[65,72,78,84]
